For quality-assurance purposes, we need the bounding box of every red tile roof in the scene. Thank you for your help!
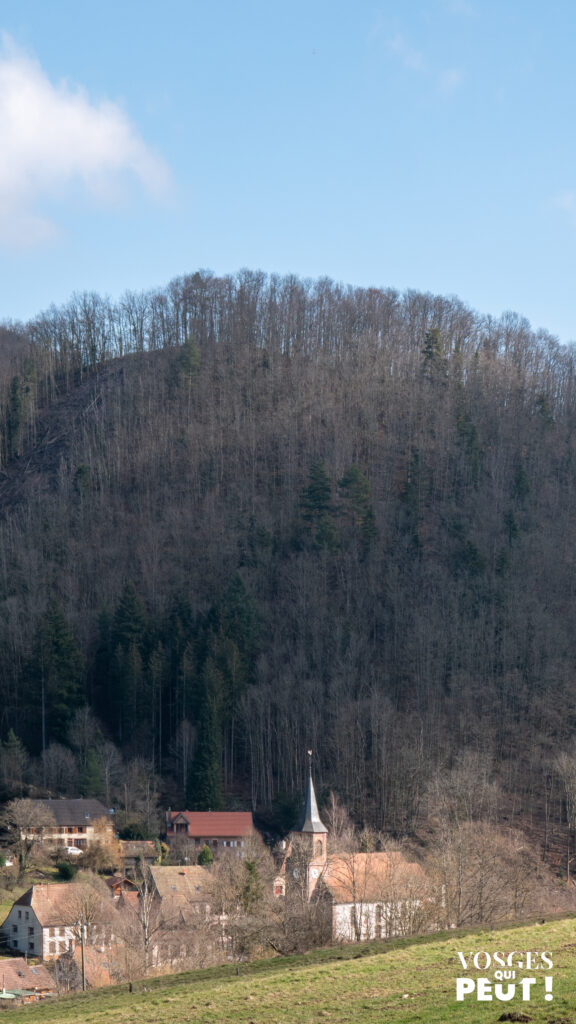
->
[0,958,54,994]
[148,865,212,902]
[167,811,253,837]
[323,852,427,903]
[12,883,113,927]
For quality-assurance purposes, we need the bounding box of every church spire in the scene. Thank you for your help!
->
[296,751,327,834]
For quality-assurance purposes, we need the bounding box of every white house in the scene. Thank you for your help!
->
[1,883,113,960]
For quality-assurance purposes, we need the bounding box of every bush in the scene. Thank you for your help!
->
[56,861,78,880]
[198,844,214,866]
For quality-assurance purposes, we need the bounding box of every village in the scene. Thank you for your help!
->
[0,766,438,1003]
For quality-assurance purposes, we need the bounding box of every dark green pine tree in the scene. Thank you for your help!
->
[338,464,378,554]
[35,600,84,749]
[240,859,262,912]
[422,327,446,377]
[299,460,339,551]
[0,729,30,797]
[204,576,259,786]
[187,658,224,810]
[92,607,113,723]
[217,575,259,668]
[105,583,149,745]
[176,335,201,388]
[112,582,147,648]
[398,445,423,554]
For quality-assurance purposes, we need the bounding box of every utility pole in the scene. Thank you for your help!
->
[78,922,86,991]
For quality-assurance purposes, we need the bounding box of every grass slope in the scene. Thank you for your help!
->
[4,918,575,1024]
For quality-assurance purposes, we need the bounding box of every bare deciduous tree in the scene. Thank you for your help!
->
[0,799,56,873]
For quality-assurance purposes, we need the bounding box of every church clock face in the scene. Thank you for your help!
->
[292,868,299,879]
[310,867,319,878]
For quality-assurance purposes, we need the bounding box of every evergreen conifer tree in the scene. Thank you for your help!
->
[299,460,339,550]
[32,600,84,749]
[338,464,378,553]
[187,658,224,810]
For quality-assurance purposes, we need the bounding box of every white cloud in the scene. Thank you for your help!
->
[438,68,464,94]
[554,190,576,212]
[553,190,576,226]
[384,32,463,96]
[387,33,427,72]
[0,34,171,248]
[444,0,476,15]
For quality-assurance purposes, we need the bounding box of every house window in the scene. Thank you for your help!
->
[11,941,17,948]
[25,912,29,920]
[17,911,21,919]
[28,927,34,936]
[49,942,56,954]
[28,942,34,951]
[49,927,55,937]
[11,926,16,933]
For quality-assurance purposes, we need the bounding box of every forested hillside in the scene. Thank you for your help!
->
[0,270,575,840]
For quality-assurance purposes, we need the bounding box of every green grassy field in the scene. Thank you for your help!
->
[3,917,575,1024]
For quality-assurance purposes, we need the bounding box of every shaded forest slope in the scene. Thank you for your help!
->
[0,271,575,834]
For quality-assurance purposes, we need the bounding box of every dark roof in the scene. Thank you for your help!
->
[295,773,327,834]
[29,799,112,826]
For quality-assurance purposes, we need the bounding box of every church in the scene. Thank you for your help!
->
[275,762,429,942]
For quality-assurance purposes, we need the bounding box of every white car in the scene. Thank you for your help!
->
[64,846,83,856]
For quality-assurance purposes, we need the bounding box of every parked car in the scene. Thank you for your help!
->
[64,846,83,856]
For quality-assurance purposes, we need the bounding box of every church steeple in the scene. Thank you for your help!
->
[297,753,327,834]
[290,751,328,897]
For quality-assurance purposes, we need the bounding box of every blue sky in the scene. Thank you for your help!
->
[2,0,576,342]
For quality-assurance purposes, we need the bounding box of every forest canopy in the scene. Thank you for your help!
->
[0,270,574,840]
